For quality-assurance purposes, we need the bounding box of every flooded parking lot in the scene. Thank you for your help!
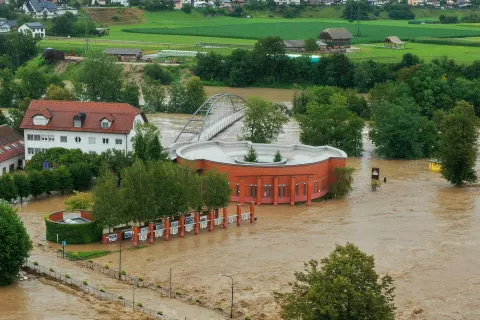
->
[8,114,480,319]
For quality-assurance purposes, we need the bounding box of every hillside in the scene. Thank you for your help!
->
[84,7,145,25]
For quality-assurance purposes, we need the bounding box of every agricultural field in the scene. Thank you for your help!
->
[40,8,480,63]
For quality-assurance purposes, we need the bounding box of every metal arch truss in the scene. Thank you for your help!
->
[174,93,247,143]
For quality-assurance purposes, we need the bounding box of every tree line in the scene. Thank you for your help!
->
[93,160,231,231]
[195,37,480,94]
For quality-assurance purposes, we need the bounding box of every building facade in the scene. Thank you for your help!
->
[18,22,45,38]
[0,125,25,176]
[20,100,147,161]
[173,141,347,206]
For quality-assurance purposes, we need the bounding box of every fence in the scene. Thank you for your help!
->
[24,260,179,320]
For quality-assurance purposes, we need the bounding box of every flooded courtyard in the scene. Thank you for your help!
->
[5,113,480,319]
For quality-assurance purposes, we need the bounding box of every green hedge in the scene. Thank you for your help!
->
[45,218,103,244]
[414,38,480,47]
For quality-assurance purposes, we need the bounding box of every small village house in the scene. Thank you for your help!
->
[23,0,77,18]
[104,48,143,62]
[0,125,25,176]
[18,22,46,38]
[318,28,353,49]
[283,39,327,52]
[20,100,147,161]
[0,18,10,33]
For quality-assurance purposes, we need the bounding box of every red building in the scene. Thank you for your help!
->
[173,141,347,206]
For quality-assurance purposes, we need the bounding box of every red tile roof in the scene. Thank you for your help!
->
[0,125,25,163]
[20,100,147,134]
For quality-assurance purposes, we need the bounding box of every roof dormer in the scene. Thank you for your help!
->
[100,115,115,129]
[32,108,52,126]
[73,112,86,128]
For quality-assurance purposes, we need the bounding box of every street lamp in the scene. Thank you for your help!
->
[218,274,234,319]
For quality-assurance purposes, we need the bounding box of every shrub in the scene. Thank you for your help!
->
[82,280,88,285]
[157,311,163,315]
[156,282,162,288]
[112,15,120,21]
[143,64,173,85]
[214,306,224,311]
[104,264,110,269]
[273,150,282,162]
[45,217,102,244]
[137,302,143,307]
[138,276,144,282]
[33,261,39,266]
[244,146,258,162]
[330,167,355,198]
[245,316,252,320]
[118,295,124,299]
[121,270,127,275]
[100,288,106,292]
[65,274,71,279]
[49,267,55,272]
[181,4,192,13]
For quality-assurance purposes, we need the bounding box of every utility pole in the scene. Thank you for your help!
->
[356,2,361,37]
[218,274,234,319]
[169,267,172,298]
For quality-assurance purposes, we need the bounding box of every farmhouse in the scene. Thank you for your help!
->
[0,125,25,176]
[319,28,353,49]
[20,100,147,161]
[0,18,10,33]
[283,39,327,52]
[384,36,406,49]
[18,22,45,38]
[104,48,143,61]
[23,0,57,18]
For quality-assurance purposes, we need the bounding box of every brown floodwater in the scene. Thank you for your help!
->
[204,86,296,103]
[9,114,480,319]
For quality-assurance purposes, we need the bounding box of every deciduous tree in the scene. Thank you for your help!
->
[28,170,45,199]
[275,243,395,320]
[92,169,125,230]
[0,202,32,286]
[202,169,231,211]
[132,123,168,162]
[13,173,30,203]
[45,84,75,101]
[304,38,319,52]
[64,191,92,211]
[142,83,167,113]
[299,94,364,156]
[438,101,478,185]
[240,97,288,143]
[0,174,17,202]
[184,76,206,114]
[53,165,73,194]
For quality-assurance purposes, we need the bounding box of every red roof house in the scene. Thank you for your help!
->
[0,125,25,175]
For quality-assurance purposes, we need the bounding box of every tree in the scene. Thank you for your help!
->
[13,173,30,203]
[28,170,45,199]
[240,97,288,143]
[275,243,395,320]
[92,169,125,231]
[168,81,187,113]
[100,149,134,186]
[304,38,319,52]
[7,98,30,134]
[142,83,167,113]
[330,167,355,198]
[273,150,282,162]
[342,0,371,20]
[244,146,258,162]
[131,123,168,162]
[143,64,173,84]
[314,54,355,88]
[16,63,48,100]
[0,202,32,286]
[45,84,75,101]
[299,94,364,157]
[41,169,55,196]
[398,53,420,69]
[69,163,93,190]
[53,11,75,36]
[74,50,124,102]
[53,165,73,194]
[201,169,232,211]
[369,99,438,159]
[0,68,18,108]
[64,191,92,211]
[0,174,17,202]
[0,109,7,126]
[184,76,206,114]
[438,101,478,185]
[0,33,38,70]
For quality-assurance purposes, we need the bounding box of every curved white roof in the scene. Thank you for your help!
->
[174,141,347,166]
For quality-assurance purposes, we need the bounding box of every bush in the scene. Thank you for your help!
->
[439,14,458,24]
[49,267,55,272]
[33,261,39,266]
[121,270,127,275]
[65,274,71,278]
[112,15,120,21]
[82,280,88,285]
[137,302,143,307]
[45,217,102,244]
[104,264,110,269]
[138,276,144,282]
[181,4,192,13]
[143,64,173,84]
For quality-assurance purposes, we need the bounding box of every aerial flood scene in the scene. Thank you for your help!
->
[2,2,480,320]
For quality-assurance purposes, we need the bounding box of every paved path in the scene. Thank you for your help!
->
[30,249,224,320]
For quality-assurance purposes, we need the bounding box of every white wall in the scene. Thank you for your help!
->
[23,114,144,160]
[18,24,45,38]
[0,154,24,176]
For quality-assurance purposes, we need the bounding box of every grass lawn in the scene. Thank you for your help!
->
[351,43,480,63]
[65,250,112,261]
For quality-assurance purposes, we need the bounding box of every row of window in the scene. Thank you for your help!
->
[0,141,23,154]
[27,134,123,145]
[28,148,100,156]
[235,179,328,198]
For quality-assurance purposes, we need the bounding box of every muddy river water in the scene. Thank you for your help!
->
[4,112,480,319]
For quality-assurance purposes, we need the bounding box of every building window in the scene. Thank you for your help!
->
[249,185,257,198]
[41,135,48,141]
[20,141,24,145]
[321,178,326,190]
[34,135,40,141]
[295,184,299,196]
[303,183,307,196]
[235,184,240,196]
[103,138,109,144]
[75,137,81,143]
[263,185,273,198]
[4,145,11,151]
[27,134,33,141]
[34,148,41,154]
[101,121,111,129]
[60,136,67,143]
[12,143,18,148]
[74,119,82,128]
[278,185,286,198]
[0,149,3,154]
[28,148,34,155]
[41,148,48,153]
[48,135,54,142]
[115,139,122,145]
[314,181,319,192]
[89,137,96,144]
[89,151,97,155]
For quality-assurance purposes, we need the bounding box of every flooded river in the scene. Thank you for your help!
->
[6,114,480,319]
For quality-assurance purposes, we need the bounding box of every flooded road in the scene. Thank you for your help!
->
[9,114,480,319]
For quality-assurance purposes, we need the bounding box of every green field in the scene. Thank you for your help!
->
[40,9,480,63]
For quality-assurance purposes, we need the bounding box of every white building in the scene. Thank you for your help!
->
[110,0,129,6]
[18,22,46,38]
[0,125,25,176]
[23,0,57,18]
[273,0,301,5]
[20,100,147,161]
[0,20,10,33]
